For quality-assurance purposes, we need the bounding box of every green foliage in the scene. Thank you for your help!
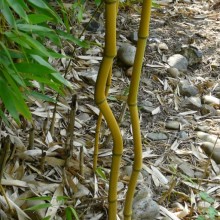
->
[0,0,89,124]
[96,167,107,180]
[196,192,219,220]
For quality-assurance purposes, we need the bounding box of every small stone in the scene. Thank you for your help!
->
[195,125,210,132]
[200,104,217,116]
[128,31,138,44]
[83,19,102,32]
[202,95,220,105]
[201,142,220,164]
[158,42,168,50]
[165,121,180,130]
[167,67,180,78]
[178,131,188,139]
[118,44,136,66]
[114,70,122,77]
[147,132,168,141]
[123,166,143,182]
[182,96,202,110]
[126,66,133,77]
[132,187,159,220]
[179,81,199,97]
[132,197,160,220]
[167,54,188,72]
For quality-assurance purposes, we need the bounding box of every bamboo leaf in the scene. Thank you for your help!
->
[6,0,29,22]
[25,203,52,211]
[27,14,52,24]
[0,0,16,27]
[17,24,54,33]
[56,30,90,48]
[26,91,56,103]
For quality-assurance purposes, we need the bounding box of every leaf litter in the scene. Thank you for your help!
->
[1,0,220,219]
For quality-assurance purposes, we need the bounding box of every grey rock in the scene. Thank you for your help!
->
[123,166,143,182]
[195,125,210,132]
[200,104,217,116]
[180,45,202,66]
[201,142,220,164]
[147,132,168,141]
[178,131,188,139]
[167,54,188,72]
[118,44,136,66]
[167,67,180,78]
[83,19,103,32]
[132,197,160,220]
[182,96,202,110]
[202,95,220,105]
[165,121,180,130]
[128,31,138,44]
[132,187,159,220]
[179,81,199,97]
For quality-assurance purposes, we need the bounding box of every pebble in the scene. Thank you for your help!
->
[200,104,217,116]
[158,42,168,50]
[128,31,138,44]
[179,80,199,97]
[147,132,168,141]
[182,96,202,110]
[202,95,220,105]
[165,121,180,130]
[122,166,143,182]
[201,142,220,164]
[167,54,188,72]
[126,66,133,77]
[167,67,180,78]
[118,43,136,66]
[178,131,188,139]
[132,187,159,220]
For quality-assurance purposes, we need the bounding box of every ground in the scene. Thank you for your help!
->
[1,0,220,219]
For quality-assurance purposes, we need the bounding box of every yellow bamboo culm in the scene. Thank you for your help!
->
[93,70,112,171]
[124,1,152,219]
[94,0,123,219]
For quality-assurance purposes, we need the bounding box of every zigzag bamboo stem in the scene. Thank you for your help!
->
[93,70,112,171]
[124,1,152,219]
[94,0,122,219]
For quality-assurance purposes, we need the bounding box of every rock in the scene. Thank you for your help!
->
[118,44,136,66]
[132,187,159,220]
[201,142,220,164]
[114,70,122,77]
[147,132,168,141]
[197,132,220,145]
[202,95,220,105]
[179,81,199,97]
[158,42,168,50]
[128,31,138,44]
[167,54,188,72]
[165,121,180,130]
[178,131,188,139]
[167,67,180,78]
[126,66,133,77]
[200,104,217,116]
[180,45,202,66]
[83,19,103,32]
[122,166,143,182]
[182,96,202,110]
[80,69,98,85]
[195,125,210,132]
